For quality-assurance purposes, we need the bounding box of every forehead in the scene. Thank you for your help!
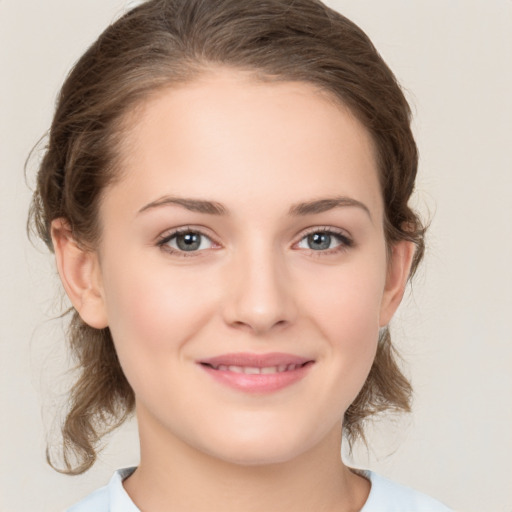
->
[109,69,383,220]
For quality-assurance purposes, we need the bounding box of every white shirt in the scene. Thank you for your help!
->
[66,467,453,511]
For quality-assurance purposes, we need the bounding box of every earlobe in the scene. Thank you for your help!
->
[379,240,416,327]
[51,218,108,329]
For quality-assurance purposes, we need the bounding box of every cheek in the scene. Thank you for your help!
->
[298,258,386,399]
[101,265,221,420]
[101,260,217,366]
[302,258,386,339]
[324,286,381,379]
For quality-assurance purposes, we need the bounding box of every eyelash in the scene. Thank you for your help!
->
[156,226,354,258]
[157,226,218,258]
[297,226,354,256]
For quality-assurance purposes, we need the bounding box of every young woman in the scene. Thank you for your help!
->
[30,0,452,510]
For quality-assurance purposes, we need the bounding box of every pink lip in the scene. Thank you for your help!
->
[198,352,314,394]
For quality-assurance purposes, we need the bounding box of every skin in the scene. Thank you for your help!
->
[52,69,414,512]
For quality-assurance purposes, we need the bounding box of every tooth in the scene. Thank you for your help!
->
[244,367,261,374]
[216,364,303,374]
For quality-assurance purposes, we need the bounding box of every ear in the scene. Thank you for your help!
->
[379,240,416,327]
[51,218,108,329]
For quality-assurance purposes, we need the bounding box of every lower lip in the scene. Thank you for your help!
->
[200,363,314,393]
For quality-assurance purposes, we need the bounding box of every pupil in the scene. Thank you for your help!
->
[177,232,200,251]
[308,233,330,250]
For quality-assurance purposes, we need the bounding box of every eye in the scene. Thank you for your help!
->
[158,228,216,255]
[296,229,353,253]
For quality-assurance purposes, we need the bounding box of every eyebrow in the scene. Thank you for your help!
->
[138,195,372,220]
[287,196,372,220]
[138,196,228,215]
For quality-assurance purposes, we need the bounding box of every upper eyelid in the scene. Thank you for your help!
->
[158,225,217,242]
[295,225,352,242]
[298,225,349,236]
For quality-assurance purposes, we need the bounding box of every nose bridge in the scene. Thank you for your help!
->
[223,236,295,334]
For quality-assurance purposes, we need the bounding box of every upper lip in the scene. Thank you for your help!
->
[199,352,313,368]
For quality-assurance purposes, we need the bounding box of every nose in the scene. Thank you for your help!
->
[222,243,297,335]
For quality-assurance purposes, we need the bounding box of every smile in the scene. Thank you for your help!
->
[202,363,309,374]
[198,353,314,393]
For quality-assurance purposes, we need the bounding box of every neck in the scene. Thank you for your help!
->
[124,411,370,512]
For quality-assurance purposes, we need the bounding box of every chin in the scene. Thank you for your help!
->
[206,441,304,467]
[195,420,323,467]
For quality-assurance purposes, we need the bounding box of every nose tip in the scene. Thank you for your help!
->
[229,306,289,335]
[222,252,296,335]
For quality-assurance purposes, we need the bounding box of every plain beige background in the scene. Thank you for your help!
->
[1,1,511,511]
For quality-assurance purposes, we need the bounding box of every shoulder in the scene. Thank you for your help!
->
[360,471,453,512]
[65,468,139,512]
[66,484,109,512]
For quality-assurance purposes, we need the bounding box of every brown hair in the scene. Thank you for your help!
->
[29,0,425,474]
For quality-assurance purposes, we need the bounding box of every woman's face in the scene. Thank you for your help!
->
[86,69,410,465]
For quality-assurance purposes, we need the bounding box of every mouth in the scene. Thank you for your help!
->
[200,361,312,374]
[198,353,315,393]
